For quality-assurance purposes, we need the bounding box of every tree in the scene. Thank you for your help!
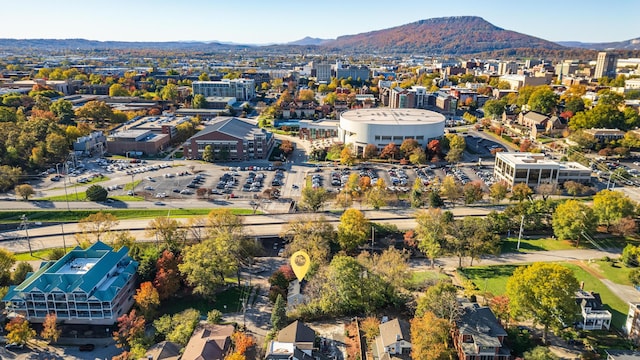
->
[160,83,178,101]
[409,148,427,165]
[232,331,255,355]
[0,248,16,286]
[134,281,160,320]
[280,216,335,264]
[50,99,74,122]
[380,143,400,160]
[445,148,463,163]
[41,313,61,343]
[207,309,223,324]
[202,144,214,162]
[356,248,410,291]
[154,250,182,300]
[300,187,328,212]
[179,239,234,299]
[527,86,558,114]
[415,208,450,268]
[366,179,387,210]
[363,144,378,159]
[280,140,294,157]
[153,308,200,346]
[440,175,462,205]
[337,208,370,253]
[524,346,560,360]
[12,262,33,285]
[593,189,636,227]
[14,184,34,201]
[360,317,381,346]
[75,100,113,126]
[489,295,511,327]
[410,312,452,360]
[146,217,187,252]
[5,317,35,346]
[563,180,589,197]
[552,200,596,241]
[0,166,22,192]
[340,144,355,165]
[463,181,484,204]
[271,294,288,331]
[109,83,130,97]
[85,184,108,202]
[77,211,118,242]
[113,309,146,349]
[506,263,579,344]
[510,183,533,202]
[416,281,461,323]
[484,99,506,119]
[192,94,207,109]
[400,139,420,158]
[489,181,509,203]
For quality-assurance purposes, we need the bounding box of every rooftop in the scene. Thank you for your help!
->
[341,108,445,125]
[497,152,591,170]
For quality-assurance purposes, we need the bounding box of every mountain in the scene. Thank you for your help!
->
[286,37,332,46]
[557,38,640,50]
[320,16,565,54]
[0,38,251,51]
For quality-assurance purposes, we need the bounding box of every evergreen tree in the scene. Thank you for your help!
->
[271,294,287,332]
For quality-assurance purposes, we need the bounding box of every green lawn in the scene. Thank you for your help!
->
[40,193,87,201]
[14,248,70,261]
[160,286,253,317]
[585,260,634,286]
[460,262,629,329]
[123,180,142,191]
[0,208,256,223]
[501,237,578,253]
[410,270,449,289]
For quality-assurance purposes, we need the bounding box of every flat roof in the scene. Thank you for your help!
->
[497,152,590,170]
[56,257,99,275]
[341,108,445,125]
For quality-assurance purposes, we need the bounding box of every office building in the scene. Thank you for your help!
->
[192,79,256,101]
[595,52,618,79]
[494,152,591,188]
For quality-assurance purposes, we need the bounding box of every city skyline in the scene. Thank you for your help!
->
[2,0,640,45]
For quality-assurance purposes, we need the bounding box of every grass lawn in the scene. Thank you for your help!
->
[14,248,69,261]
[110,195,144,202]
[40,193,87,201]
[123,180,142,191]
[0,208,256,223]
[584,259,634,286]
[161,286,253,317]
[461,262,629,329]
[501,237,577,253]
[410,270,449,289]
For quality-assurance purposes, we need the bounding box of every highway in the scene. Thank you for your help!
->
[0,207,494,253]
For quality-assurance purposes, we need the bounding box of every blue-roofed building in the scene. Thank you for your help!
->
[2,241,138,325]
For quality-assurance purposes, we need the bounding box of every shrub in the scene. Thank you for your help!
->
[207,309,223,324]
[85,185,108,201]
[48,248,66,260]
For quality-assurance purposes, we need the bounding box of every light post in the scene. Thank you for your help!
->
[516,214,525,250]
[20,215,32,256]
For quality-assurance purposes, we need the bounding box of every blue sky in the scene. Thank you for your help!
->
[3,0,639,44]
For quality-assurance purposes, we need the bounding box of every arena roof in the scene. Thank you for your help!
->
[341,108,445,125]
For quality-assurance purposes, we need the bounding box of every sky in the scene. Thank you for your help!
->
[3,0,639,44]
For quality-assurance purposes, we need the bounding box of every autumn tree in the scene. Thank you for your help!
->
[154,250,182,300]
[410,311,452,360]
[280,140,294,157]
[356,247,410,291]
[506,263,579,343]
[415,208,451,268]
[192,94,207,109]
[202,145,214,162]
[400,138,420,158]
[593,189,636,227]
[113,309,146,349]
[409,148,427,165]
[146,217,187,252]
[179,238,236,299]
[416,281,461,323]
[41,313,61,343]
[463,181,484,204]
[337,208,370,253]
[510,183,533,202]
[527,86,559,114]
[232,331,255,355]
[440,175,462,206]
[489,295,511,327]
[552,200,597,241]
[340,144,355,165]
[134,281,160,320]
[153,308,200,346]
[14,184,35,201]
[77,211,119,243]
[12,262,33,285]
[366,179,388,210]
[363,144,378,159]
[489,181,509,203]
[524,346,560,360]
[5,317,35,346]
[75,100,113,126]
[360,317,381,346]
[380,143,400,160]
[280,216,335,264]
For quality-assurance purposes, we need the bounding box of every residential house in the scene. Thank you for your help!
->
[373,318,411,360]
[606,350,640,360]
[144,341,182,360]
[2,241,138,325]
[183,117,274,161]
[453,302,511,360]
[182,324,235,360]
[624,302,640,343]
[266,320,316,360]
[576,290,612,330]
[518,111,565,138]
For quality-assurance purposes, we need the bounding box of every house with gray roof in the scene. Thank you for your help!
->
[373,318,411,360]
[454,302,511,360]
[183,117,274,161]
[2,241,138,325]
[576,290,611,330]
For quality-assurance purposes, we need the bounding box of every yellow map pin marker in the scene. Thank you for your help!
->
[290,250,311,281]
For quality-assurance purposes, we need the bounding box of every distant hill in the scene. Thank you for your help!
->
[320,16,565,55]
[557,38,640,50]
[0,38,250,51]
[286,37,332,46]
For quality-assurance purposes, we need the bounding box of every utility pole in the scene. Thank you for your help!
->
[20,215,32,256]
[60,223,67,252]
[516,214,525,250]
[371,225,375,254]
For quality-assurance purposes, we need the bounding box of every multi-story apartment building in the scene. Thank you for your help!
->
[3,242,138,325]
[595,52,618,79]
[192,79,256,101]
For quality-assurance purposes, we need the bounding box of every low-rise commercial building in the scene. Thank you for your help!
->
[183,117,273,161]
[2,242,138,325]
[494,152,591,188]
[106,129,170,156]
